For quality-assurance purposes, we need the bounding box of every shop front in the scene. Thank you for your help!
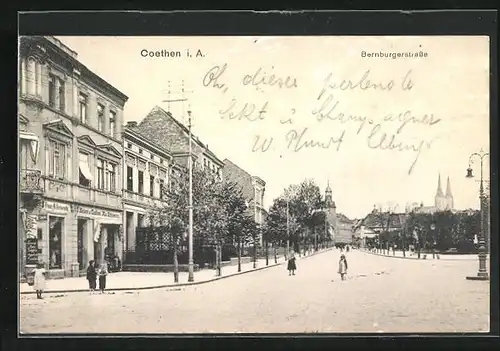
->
[38,200,72,278]
[75,205,123,270]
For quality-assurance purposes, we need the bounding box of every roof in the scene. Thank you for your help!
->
[360,210,408,230]
[124,127,173,160]
[336,213,353,224]
[136,105,224,166]
[222,159,255,201]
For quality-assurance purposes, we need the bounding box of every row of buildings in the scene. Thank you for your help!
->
[18,36,266,279]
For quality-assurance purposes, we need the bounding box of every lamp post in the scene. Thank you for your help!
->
[187,110,194,282]
[430,223,436,259]
[466,149,489,281]
[286,198,290,259]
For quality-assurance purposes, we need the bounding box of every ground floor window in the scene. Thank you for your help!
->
[49,216,64,269]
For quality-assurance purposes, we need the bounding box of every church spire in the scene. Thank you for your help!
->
[436,173,444,197]
[445,176,452,197]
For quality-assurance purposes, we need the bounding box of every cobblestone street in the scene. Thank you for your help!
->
[20,250,490,334]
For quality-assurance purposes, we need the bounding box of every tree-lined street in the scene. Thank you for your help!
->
[20,250,489,334]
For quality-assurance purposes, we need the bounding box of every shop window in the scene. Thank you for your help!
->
[49,216,63,269]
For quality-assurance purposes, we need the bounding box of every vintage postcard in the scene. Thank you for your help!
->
[18,35,490,334]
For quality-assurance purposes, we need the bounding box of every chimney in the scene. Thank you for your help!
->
[126,121,138,128]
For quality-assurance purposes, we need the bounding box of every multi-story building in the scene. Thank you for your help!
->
[18,36,128,279]
[135,106,225,178]
[222,159,266,245]
[122,122,174,262]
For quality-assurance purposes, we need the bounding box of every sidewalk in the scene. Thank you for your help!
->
[361,249,479,261]
[20,248,332,294]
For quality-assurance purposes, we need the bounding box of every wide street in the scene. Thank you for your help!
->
[20,249,490,334]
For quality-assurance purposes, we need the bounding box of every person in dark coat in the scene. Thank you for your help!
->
[287,250,297,276]
[86,260,97,294]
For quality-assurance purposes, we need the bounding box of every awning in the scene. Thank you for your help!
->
[93,217,122,243]
[79,161,94,182]
[19,131,39,162]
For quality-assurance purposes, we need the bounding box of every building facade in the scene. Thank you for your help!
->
[19,36,128,278]
[122,123,173,262]
[222,159,266,245]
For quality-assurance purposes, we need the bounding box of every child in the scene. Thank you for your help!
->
[86,260,97,294]
[98,262,108,294]
[338,254,348,281]
[287,250,297,276]
[33,263,47,299]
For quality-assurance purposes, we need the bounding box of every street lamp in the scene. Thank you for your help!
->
[187,110,194,282]
[465,149,489,281]
[430,223,436,259]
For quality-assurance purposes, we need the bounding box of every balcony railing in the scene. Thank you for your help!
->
[20,169,44,194]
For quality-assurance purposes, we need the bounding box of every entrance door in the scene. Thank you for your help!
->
[107,225,116,257]
[77,219,85,270]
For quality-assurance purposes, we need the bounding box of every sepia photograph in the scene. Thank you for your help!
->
[18,33,490,334]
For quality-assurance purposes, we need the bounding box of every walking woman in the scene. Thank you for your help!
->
[287,250,297,276]
[33,263,47,299]
[86,260,97,294]
[338,254,348,281]
[98,262,108,294]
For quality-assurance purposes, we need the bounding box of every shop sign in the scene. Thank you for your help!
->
[26,238,38,265]
[44,201,71,213]
[78,206,121,219]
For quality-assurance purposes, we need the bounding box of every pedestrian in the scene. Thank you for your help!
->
[86,260,97,294]
[287,250,297,276]
[33,262,47,299]
[338,254,348,281]
[98,262,108,294]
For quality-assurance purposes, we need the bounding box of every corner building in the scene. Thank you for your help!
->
[19,36,128,278]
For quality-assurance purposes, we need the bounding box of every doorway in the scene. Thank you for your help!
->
[77,218,87,270]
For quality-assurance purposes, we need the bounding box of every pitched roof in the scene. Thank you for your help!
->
[222,159,255,201]
[136,105,224,165]
[360,211,407,230]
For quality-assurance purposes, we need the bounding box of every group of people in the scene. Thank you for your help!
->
[86,260,109,294]
[285,248,349,281]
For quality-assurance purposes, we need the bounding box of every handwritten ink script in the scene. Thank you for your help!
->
[201,63,441,174]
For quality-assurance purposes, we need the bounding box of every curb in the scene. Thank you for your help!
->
[20,249,333,295]
[360,249,476,261]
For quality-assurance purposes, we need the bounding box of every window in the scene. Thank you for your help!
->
[107,163,116,192]
[159,179,165,199]
[49,216,63,269]
[49,140,66,179]
[79,152,92,187]
[97,159,105,190]
[150,175,155,197]
[78,93,88,123]
[58,79,65,111]
[48,75,56,107]
[109,110,116,138]
[138,170,144,194]
[127,166,133,191]
[97,103,104,132]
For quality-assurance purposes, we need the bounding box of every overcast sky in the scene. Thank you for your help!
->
[56,36,490,219]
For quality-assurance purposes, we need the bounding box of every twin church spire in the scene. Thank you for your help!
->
[435,173,454,210]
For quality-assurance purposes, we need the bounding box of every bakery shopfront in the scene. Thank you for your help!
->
[75,205,123,270]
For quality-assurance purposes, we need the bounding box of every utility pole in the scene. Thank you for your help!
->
[163,80,195,282]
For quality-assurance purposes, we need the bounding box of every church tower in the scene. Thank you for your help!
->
[434,174,446,210]
[325,181,335,209]
[445,176,454,210]
[324,181,337,242]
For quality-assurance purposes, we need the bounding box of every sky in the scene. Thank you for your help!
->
[56,36,490,219]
